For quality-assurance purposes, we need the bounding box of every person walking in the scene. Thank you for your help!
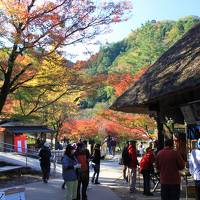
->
[111,138,117,156]
[140,147,155,196]
[121,141,130,182]
[128,140,139,193]
[156,139,185,200]
[75,142,90,200]
[106,135,112,155]
[38,142,51,183]
[139,142,145,157]
[89,139,95,155]
[62,144,80,200]
[189,138,200,200]
[55,141,63,150]
[91,143,104,184]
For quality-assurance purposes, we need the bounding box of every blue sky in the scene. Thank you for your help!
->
[106,0,200,42]
[69,0,200,61]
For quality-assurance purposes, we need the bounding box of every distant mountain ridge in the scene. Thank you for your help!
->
[75,16,200,109]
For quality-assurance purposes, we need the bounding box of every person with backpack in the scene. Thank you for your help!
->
[140,146,155,196]
[121,141,130,182]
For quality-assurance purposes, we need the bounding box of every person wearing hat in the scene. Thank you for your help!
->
[189,138,200,200]
[38,142,51,183]
[62,144,81,200]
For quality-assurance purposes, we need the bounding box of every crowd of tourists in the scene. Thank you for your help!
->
[121,138,200,200]
[37,137,200,200]
[38,139,105,200]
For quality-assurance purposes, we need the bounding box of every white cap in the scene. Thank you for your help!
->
[44,142,50,148]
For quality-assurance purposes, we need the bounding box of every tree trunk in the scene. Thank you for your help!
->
[0,79,10,113]
[55,130,59,144]
[0,44,18,114]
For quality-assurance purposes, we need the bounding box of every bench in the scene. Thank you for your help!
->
[0,166,23,177]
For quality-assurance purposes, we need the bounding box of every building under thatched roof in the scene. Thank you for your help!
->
[111,22,200,124]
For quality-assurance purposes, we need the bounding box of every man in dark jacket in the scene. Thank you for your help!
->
[38,142,51,183]
[91,144,104,184]
[156,139,185,200]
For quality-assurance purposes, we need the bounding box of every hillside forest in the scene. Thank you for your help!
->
[1,15,200,143]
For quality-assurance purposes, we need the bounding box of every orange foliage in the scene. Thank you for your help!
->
[107,67,148,96]
[2,99,19,115]
[59,108,156,141]
[60,118,98,140]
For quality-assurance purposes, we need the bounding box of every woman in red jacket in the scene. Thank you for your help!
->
[128,140,139,193]
[140,147,155,196]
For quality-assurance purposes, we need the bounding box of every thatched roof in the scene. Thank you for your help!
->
[111,22,200,113]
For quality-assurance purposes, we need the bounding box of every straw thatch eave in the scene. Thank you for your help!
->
[111,22,200,115]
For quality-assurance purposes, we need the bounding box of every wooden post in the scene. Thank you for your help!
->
[156,114,164,152]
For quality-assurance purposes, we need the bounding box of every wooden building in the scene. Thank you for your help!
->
[111,22,200,150]
[0,121,53,152]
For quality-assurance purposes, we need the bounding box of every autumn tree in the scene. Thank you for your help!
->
[0,0,132,114]
[38,101,78,143]
[11,52,108,142]
[12,52,89,116]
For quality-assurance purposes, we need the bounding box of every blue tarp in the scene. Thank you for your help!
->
[5,126,54,133]
[187,125,200,139]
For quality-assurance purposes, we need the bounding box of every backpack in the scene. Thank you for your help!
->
[139,152,154,173]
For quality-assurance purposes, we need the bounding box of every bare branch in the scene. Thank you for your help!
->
[27,0,36,12]
[9,63,32,89]
[9,75,35,93]
[26,91,67,116]
[24,89,48,115]
[19,99,25,115]
[0,64,6,74]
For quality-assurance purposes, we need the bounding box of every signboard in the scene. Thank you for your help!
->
[181,101,200,125]
[14,134,27,153]
[180,105,196,124]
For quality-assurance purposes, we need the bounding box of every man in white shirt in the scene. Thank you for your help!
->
[189,138,200,200]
